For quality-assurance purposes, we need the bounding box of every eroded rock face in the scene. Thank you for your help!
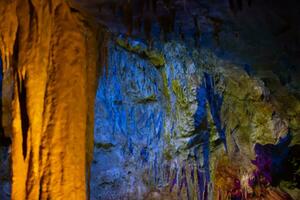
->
[0,1,107,199]
[92,39,300,199]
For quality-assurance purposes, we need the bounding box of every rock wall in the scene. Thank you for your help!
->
[92,38,300,200]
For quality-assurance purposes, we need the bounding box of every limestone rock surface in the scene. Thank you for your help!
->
[0,1,107,199]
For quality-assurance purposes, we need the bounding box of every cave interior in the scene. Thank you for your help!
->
[0,0,300,200]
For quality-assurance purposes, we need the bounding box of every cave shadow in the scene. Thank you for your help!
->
[0,55,11,146]
[0,55,11,200]
[252,132,300,189]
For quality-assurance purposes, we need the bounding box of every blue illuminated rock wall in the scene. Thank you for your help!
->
[91,42,166,199]
[91,40,221,199]
[91,39,300,200]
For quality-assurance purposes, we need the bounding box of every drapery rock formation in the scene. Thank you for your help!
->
[0,1,107,199]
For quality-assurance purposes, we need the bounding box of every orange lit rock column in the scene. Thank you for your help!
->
[0,1,106,199]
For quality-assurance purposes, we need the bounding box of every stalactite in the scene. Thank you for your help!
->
[0,54,10,146]
[163,0,172,9]
[237,0,243,11]
[248,0,252,7]
[179,23,185,41]
[170,8,176,33]
[152,0,157,13]
[193,15,201,47]
[228,0,237,14]
[207,16,223,46]
[136,0,145,17]
[110,2,118,16]
[98,30,110,77]
[122,0,133,36]
[0,1,108,199]
[144,15,152,43]
[144,0,151,12]
[158,9,175,42]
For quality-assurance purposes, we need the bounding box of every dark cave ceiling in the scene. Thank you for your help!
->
[71,0,300,40]
[70,0,300,97]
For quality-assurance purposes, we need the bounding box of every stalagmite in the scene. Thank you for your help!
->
[0,0,107,199]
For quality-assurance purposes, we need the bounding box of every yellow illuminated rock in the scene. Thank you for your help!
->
[0,1,108,199]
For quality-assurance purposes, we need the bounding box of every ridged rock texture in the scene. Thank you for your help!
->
[91,38,300,200]
[0,0,107,199]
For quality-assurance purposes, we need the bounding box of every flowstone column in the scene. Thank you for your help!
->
[0,1,107,199]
